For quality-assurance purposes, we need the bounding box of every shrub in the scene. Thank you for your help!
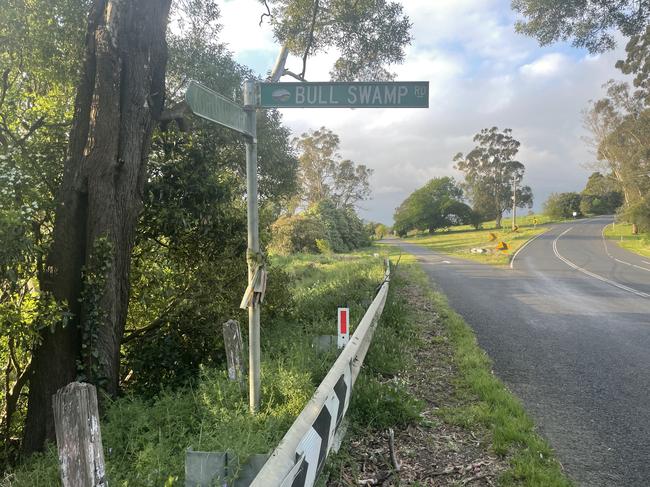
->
[268,214,327,254]
[269,200,370,254]
[543,192,582,218]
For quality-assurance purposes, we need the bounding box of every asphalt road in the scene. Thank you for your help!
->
[391,216,650,486]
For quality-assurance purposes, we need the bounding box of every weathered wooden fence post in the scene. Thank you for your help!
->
[222,320,245,383]
[53,382,107,487]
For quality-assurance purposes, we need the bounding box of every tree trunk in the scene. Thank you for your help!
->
[495,212,502,229]
[23,0,171,454]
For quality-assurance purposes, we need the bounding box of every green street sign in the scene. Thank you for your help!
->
[260,81,429,108]
[185,80,252,136]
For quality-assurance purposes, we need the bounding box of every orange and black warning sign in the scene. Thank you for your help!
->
[496,241,509,251]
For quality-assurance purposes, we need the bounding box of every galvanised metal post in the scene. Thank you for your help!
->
[243,80,261,412]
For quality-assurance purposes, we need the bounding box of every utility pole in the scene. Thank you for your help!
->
[512,175,517,231]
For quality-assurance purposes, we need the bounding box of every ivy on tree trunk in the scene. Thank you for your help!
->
[23,0,172,453]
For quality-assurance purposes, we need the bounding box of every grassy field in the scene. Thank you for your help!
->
[403,214,557,265]
[323,247,572,486]
[602,222,650,258]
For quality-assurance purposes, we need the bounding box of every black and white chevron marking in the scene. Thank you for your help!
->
[281,367,351,487]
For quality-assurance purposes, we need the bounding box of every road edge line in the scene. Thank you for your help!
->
[553,227,650,299]
[601,222,650,273]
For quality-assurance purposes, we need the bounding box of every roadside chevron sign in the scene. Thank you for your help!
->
[280,368,351,487]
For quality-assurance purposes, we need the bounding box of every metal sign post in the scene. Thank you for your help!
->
[185,79,262,413]
[185,77,428,416]
[243,80,261,412]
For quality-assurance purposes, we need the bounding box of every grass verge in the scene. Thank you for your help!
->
[402,214,554,266]
[323,249,572,486]
[602,222,650,258]
[2,253,385,486]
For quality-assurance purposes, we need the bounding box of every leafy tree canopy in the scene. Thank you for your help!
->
[616,26,650,102]
[261,0,412,80]
[393,177,474,236]
[580,172,623,215]
[543,192,582,219]
[512,0,650,53]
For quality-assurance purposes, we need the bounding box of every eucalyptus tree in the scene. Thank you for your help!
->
[454,128,532,228]
[294,127,372,208]
[18,0,414,454]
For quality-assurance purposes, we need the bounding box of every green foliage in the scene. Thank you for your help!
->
[393,177,475,236]
[307,200,370,252]
[268,214,327,254]
[3,252,384,485]
[0,0,87,461]
[624,196,650,232]
[579,172,623,215]
[270,200,370,255]
[616,26,650,103]
[364,222,391,240]
[512,0,649,54]
[543,192,582,219]
[77,237,113,388]
[454,127,533,228]
[263,0,412,81]
[118,0,299,397]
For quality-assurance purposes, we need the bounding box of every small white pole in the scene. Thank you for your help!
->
[338,308,349,349]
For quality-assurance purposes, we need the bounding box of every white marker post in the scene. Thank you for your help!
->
[338,308,349,349]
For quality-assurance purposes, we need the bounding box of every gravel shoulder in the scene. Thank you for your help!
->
[321,255,571,486]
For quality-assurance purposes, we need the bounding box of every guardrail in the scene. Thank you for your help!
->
[250,259,391,487]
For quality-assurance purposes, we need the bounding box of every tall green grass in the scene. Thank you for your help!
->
[2,253,385,486]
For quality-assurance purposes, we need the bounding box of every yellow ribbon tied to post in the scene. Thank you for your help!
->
[240,249,268,309]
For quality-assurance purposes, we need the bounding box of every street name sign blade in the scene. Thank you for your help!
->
[185,80,252,136]
[260,81,429,108]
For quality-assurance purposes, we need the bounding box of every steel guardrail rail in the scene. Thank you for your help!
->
[250,259,391,487]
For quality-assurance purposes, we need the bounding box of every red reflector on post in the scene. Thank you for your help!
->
[338,308,349,349]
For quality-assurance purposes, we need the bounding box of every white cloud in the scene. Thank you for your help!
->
[217,0,632,223]
[520,53,569,78]
[219,0,277,55]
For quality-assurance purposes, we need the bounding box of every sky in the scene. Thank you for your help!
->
[218,0,631,224]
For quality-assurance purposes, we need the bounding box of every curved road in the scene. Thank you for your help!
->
[393,216,650,486]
